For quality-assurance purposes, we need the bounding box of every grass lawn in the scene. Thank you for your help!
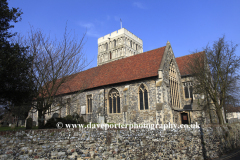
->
[0,126,38,132]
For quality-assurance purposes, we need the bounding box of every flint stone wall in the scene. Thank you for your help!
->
[0,123,239,160]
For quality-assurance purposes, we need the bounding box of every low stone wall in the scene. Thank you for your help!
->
[0,123,239,160]
[227,118,240,124]
[202,123,240,159]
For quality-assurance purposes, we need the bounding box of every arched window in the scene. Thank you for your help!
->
[106,43,108,50]
[184,82,193,99]
[109,89,120,113]
[109,52,112,60]
[169,60,181,108]
[87,95,92,113]
[114,40,116,48]
[139,84,149,110]
[130,41,132,48]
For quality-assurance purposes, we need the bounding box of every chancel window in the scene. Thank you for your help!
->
[183,82,193,99]
[87,95,92,113]
[169,60,181,108]
[109,89,120,113]
[139,84,149,110]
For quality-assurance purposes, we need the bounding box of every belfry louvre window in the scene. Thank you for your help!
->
[139,84,149,110]
[114,40,116,48]
[87,95,92,113]
[106,43,108,50]
[169,60,181,108]
[109,89,120,113]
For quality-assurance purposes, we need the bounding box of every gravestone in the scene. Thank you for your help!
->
[10,124,16,129]
[26,118,32,129]
[32,121,36,127]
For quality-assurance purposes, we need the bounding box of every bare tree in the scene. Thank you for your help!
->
[23,27,90,128]
[186,36,240,124]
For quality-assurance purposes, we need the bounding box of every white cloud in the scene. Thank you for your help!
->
[78,22,100,38]
[79,22,94,29]
[133,2,146,9]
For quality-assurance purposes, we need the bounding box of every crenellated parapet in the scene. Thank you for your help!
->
[97,28,143,66]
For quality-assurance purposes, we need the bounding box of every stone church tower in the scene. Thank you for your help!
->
[97,28,143,66]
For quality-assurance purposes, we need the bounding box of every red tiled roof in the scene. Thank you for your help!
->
[56,46,166,95]
[176,52,205,76]
[226,105,240,113]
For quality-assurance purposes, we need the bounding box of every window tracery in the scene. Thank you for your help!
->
[183,82,193,99]
[139,84,149,110]
[109,89,120,113]
[169,60,181,108]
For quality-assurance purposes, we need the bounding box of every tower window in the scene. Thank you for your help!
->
[114,40,116,48]
[106,43,108,50]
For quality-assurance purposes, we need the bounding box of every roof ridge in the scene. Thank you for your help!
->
[176,51,204,59]
[98,46,166,67]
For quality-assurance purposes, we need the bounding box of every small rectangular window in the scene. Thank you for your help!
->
[190,86,193,99]
[184,86,189,98]
[113,97,116,113]
[139,90,143,110]
[144,90,148,109]
[109,97,112,113]
[117,96,120,113]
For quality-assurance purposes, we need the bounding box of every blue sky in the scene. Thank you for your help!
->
[8,0,240,69]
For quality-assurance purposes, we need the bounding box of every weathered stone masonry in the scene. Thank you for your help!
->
[1,123,239,159]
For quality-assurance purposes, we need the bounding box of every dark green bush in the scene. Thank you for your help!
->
[43,115,87,129]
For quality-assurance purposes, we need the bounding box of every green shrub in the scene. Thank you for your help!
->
[43,115,87,129]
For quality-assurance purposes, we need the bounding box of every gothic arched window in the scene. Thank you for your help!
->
[109,89,120,113]
[169,60,181,108]
[109,52,112,60]
[139,84,149,110]
[184,82,193,99]
[106,43,108,50]
[114,40,116,48]
[87,95,92,113]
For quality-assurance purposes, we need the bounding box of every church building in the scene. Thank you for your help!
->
[30,28,217,125]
